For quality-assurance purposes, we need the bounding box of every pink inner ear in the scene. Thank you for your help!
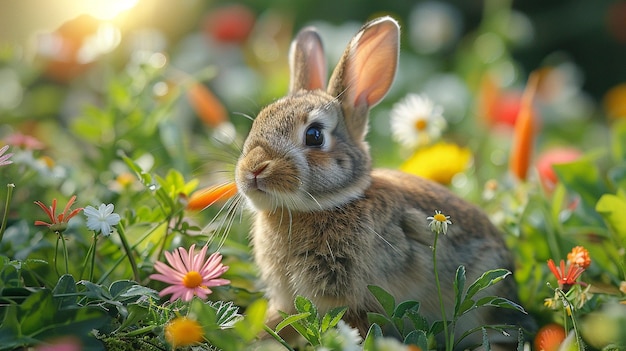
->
[307,43,327,90]
[345,20,399,108]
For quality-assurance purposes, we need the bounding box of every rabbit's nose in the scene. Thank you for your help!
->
[252,162,269,178]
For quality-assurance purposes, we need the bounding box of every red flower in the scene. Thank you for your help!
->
[202,4,256,44]
[536,147,582,194]
[34,195,83,233]
[547,258,586,292]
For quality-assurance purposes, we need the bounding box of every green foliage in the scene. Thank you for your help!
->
[1,1,625,350]
[365,268,525,350]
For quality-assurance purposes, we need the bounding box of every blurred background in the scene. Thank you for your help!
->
[1,0,625,200]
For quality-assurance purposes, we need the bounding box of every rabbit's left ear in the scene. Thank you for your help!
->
[328,17,399,140]
[288,27,327,93]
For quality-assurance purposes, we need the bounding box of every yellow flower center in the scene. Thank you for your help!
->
[414,118,428,131]
[433,213,447,222]
[183,271,203,288]
[165,317,204,348]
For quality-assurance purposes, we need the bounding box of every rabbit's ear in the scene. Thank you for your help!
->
[328,17,399,140]
[289,27,327,93]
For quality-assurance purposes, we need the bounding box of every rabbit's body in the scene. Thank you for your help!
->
[250,168,515,335]
[235,16,533,348]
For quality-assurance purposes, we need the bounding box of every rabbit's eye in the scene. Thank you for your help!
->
[305,124,324,147]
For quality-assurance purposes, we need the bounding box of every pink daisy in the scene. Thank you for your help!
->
[150,244,230,302]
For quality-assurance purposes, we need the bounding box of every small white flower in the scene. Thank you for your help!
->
[84,204,121,236]
[427,210,452,235]
[390,93,447,149]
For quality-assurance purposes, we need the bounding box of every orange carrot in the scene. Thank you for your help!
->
[509,72,539,181]
[186,82,228,128]
[187,182,237,211]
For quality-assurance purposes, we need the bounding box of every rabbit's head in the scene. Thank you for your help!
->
[235,17,399,212]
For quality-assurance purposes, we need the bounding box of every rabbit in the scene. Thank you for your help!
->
[235,16,534,349]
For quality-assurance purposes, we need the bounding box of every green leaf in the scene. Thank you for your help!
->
[457,298,476,316]
[404,330,429,350]
[596,193,626,240]
[363,323,383,351]
[211,300,243,328]
[454,265,466,317]
[116,303,150,332]
[610,120,626,164]
[465,269,511,301]
[275,312,311,333]
[321,306,347,332]
[52,275,77,308]
[0,262,21,289]
[234,298,267,342]
[405,309,429,331]
[366,312,391,329]
[294,295,319,326]
[553,156,609,215]
[474,296,526,312]
[392,300,420,319]
[368,285,395,317]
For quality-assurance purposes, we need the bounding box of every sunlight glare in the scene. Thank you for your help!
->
[75,0,140,20]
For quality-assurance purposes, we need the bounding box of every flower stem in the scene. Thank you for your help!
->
[263,325,295,351]
[432,229,452,351]
[54,235,60,277]
[89,233,98,281]
[117,222,140,282]
[0,184,15,244]
[59,232,69,274]
[79,235,96,280]
[98,222,162,284]
[556,288,585,351]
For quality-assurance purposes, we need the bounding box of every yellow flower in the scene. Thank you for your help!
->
[400,142,471,185]
[165,317,205,348]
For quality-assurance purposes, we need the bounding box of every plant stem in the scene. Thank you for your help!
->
[0,183,15,244]
[60,232,69,274]
[432,230,452,351]
[263,325,295,351]
[98,222,162,284]
[89,233,98,281]
[79,234,96,280]
[54,235,60,277]
[117,222,140,282]
[556,288,585,351]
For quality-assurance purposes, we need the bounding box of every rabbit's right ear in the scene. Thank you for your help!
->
[288,27,327,93]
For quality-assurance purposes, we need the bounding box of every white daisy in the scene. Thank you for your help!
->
[84,203,121,236]
[427,210,452,235]
[390,93,447,149]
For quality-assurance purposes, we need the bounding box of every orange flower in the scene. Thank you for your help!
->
[509,72,539,181]
[603,82,626,120]
[534,323,566,351]
[187,182,237,211]
[187,82,228,128]
[165,317,205,348]
[567,246,591,269]
[34,195,83,233]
